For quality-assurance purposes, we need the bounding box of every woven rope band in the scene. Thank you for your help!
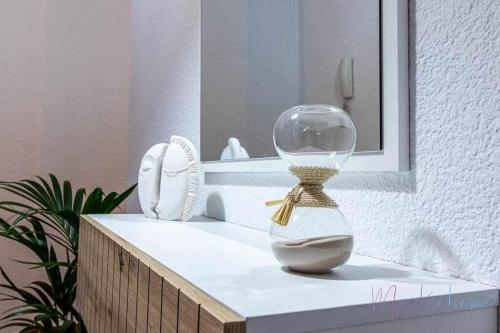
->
[265,166,338,226]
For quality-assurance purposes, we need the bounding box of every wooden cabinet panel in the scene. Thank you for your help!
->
[118,249,130,333]
[147,269,163,333]
[77,218,87,321]
[161,279,179,333]
[97,235,108,333]
[179,291,200,333]
[96,232,105,333]
[111,242,121,332]
[76,215,87,316]
[88,224,98,332]
[200,306,246,333]
[103,237,114,333]
[136,261,150,333]
[78,216,246,333]
[127,254,139,333]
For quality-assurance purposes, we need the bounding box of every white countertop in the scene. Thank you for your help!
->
[88,214,498,333]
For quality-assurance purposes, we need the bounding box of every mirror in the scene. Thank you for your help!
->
[201,0,409,172]
[201,0,381,162]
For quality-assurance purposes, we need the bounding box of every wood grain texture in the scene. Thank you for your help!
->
[118,248,130,333]
[111,242,121,332]
[127,254,139,333]
[104,236,115,333]
[161,279,179,333]
[83,221,92,330]
[88,224,97,331]
[83,220,90,319]
[136,261,150,333]
[97,233,108,333]
[179,290,200,333]
[77,218,87,321]
[147,269,163,333]
[79,216,246,333]
[96,231,105,333]
[200,306,246,333]
[84,216,245,322]
[89,228,98,333]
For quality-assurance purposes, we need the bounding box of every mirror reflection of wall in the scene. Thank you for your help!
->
[201,0,381,162]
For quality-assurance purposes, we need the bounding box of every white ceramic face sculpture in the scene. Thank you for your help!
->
[138,143,168,218]
[220,137,250,160]
[156,136,201,221]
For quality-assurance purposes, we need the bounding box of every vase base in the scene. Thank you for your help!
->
[271,235,353,274]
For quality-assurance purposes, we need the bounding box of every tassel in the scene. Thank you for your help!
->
[271,196,295,226]
[267,186,302,226]
[265,167,338,227]
[265,200,284,207]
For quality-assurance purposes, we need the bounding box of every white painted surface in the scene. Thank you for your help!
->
[89,214,498,333]
[127,0,500,289]
[318,308,497,333]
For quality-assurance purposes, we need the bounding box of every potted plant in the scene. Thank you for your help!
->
[0,175,136,332]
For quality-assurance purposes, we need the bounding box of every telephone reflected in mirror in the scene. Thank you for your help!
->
[339,57,354,113]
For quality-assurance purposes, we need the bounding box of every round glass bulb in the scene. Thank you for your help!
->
[273,105,356,169]
[269,207,353,273]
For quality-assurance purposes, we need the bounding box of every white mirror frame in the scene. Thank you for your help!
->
[202,0,408,173]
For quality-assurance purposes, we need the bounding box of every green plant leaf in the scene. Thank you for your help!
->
[0,175,136,332]
[63,181,73,211]
[50,174,64,210]
[103,183,137,214]
[73,188,86,215]
[81,188,103,214]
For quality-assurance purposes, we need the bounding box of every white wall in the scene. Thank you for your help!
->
[128,0,200,213]
[129,0,499,288]
[0,0,131,321]
[201,0,248,161]
[0,0,47,321]
[40,0,130,190]
[0,0,130,197]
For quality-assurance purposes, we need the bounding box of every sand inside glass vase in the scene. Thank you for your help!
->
[271,235,353,273]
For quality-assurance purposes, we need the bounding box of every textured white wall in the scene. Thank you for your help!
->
[129,0,499,287]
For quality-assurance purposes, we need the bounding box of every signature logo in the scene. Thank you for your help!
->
[370,285,494,320]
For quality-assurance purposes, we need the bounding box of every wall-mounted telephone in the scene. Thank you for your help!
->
[339,57,354,99]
